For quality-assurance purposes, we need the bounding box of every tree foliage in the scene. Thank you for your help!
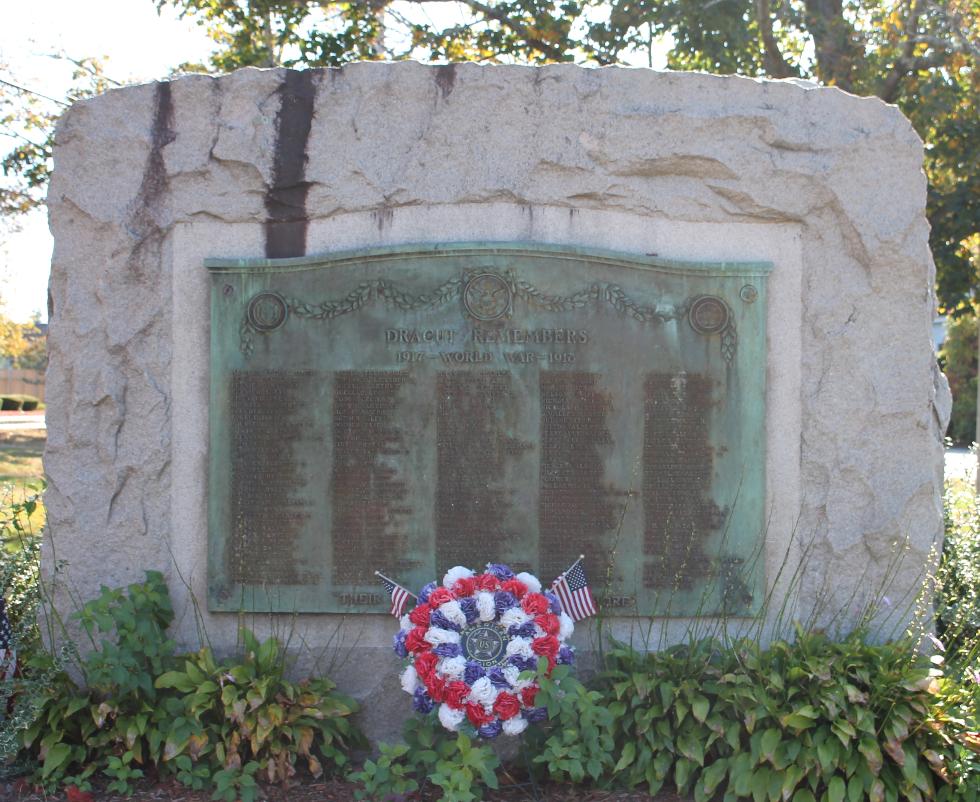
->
[0,56,119,224]
[1,1,977,309]
[0,312,47,370]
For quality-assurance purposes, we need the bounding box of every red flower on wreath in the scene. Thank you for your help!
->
[409,603,432,626]
[444,681,471,710]
[534,613,560,636]
[428,587,455,607]
[453,577,478,597]
[476,573,501,592]
[520,685,539,707]
[501,579,529,599]
[405,626,430,653]
[427,673,448,703]
[522,593,550,616]
[492,692,521,720]
[414,651,438,682]
[466,702,494,728]
[532,635,560,659]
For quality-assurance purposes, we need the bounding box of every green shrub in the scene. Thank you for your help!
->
[0,484,44,769]
[0,396,22,411]
[349,714,500,802]
[18,572,363,797]
[154,630,363,794]
[940,479,980,667]
[939,311,978,445]
[533,633,975,801]
[19,397,39,412]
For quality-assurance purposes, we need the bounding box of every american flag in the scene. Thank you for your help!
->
[0,597,16,684]
[552,557,597,622]
[376,572,414,618]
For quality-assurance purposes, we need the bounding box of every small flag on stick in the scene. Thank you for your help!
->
[552,555,597,622]
[375,571,416,618]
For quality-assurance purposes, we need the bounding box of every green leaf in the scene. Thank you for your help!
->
[41,743,71,779]
[828,776,846,802]
[614,741,636,772]
[692,695,710,723]
[760,728,781,763]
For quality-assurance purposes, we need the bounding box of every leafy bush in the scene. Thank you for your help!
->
[938,311,978,445]
[155,630,363,797]
[534,633,976,801]
[0,483,45,768]
[940,479,980,667]
[349,713,500,802]
[17,572,363,797]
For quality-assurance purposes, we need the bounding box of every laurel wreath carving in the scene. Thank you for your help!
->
[238,270,736,362]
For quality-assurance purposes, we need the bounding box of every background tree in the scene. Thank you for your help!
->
[2,1,977,310]
[1,55,118,222]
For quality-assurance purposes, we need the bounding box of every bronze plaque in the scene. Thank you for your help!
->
[207,244,770,615]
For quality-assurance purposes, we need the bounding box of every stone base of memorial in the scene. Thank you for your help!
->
[44,62,949,740]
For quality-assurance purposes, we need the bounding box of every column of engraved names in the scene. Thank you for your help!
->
[229,371,316,585]
[642,373,723,589]
[435,372,531,569]
[538,372,619,583]
[331,371,412,585]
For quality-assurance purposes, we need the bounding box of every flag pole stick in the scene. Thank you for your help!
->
[374,570,418,599]
[551,554,586,587]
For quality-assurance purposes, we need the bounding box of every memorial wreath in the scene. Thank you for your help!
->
[389,564,576,737]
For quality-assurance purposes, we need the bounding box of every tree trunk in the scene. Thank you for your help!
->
[804,0,860,91]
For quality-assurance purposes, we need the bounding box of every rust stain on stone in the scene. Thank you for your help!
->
[127,81,176,276]
[435,64,457,99]
[265,70,316,259]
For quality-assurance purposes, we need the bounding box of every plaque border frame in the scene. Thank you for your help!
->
[205,242,773,617]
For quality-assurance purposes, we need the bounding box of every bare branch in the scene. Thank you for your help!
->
[0,77,69,107]
[398,0,567,60]
[755,0,794,78]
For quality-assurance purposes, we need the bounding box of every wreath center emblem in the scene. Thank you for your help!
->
[462,272,512,321]
[461,623,510,667]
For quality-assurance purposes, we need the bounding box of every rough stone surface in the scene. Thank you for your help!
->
[45,63,949,740]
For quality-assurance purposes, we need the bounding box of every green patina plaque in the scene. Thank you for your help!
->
[207,243,770,616]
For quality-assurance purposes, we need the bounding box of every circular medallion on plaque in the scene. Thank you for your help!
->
[247,291,288,332]
[463,273,512,321]
[461,622,510,668]
[688,295,730,335]
[739,284,758,304]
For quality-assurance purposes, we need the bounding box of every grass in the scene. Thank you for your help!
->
[0,430,44,482]
[0,428,45,527]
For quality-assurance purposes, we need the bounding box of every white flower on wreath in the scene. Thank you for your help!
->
[503,717,528,736]
[424,627,461,647]
[443,565,474,588]
[468,676,498,707]
[438,704,466,732]
[476,591,496,622]
[505,636,533,661]
[515,572,542,594]
[400,665,419,694]
[499,607,531,629]
[439,599,468,629]
[438,656,466,680]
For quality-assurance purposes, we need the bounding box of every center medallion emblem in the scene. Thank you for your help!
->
[462,272,512,321]
[461,622,510,668]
